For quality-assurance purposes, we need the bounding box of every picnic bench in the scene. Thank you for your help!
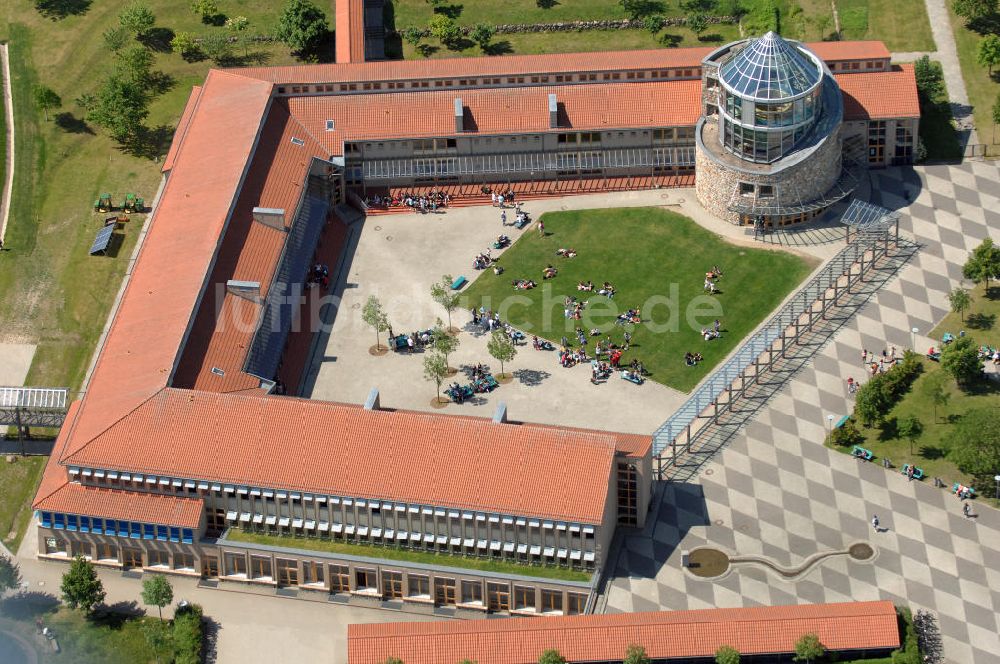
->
[834,415,850,429]
[514,216,530,229]
[942,332,955,344]
[851,446,874,461]
[390,335,410,352]
[451,276,467,290]
[901,464,924,480]
[926,347,941,362]
[952,483,976,499]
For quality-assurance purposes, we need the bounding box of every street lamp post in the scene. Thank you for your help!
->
[911,327,919,351]
[994,475,1000,501]
[827,414,835,432]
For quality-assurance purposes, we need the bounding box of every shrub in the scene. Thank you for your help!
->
[172,603,204,664]
[941,336,982,387]
[853,352,923,426]
[171,32,202,60]
[829,419,864,448]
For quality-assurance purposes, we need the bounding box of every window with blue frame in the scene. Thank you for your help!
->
[92,518,103,534]
[169,527,180,543]
[53,513,65,529]
[156,525,168,541]
[105,519,116,536]
[67,515,78,531]
[143,524,155,540]
[118,520,129,537]
[129,522,141,539]
[41,512,52,528]
[80,516,90,533]
[181,529,193,544]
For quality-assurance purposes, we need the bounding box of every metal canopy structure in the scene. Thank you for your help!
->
[727,158,863,219]
[840,198,899,230]
[0,387,70,427]
[89,224,115,255]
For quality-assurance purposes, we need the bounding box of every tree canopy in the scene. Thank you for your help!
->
[488,329,517,377]
[33,85,61,121]
[624,644,651,664]
[430,275,461,330]
[978,34,1000,75]
[948,407,1000,488]
[941,336,983,387]
[913,56,945,106]
[952,0,998,23]
[538,650,568,664]
[423,350,449,401]
[793,633,826,663]
[429,15,462,48]
[141,574,174,620]
[0,554,22,593]
[118,1,156,38]
[361,295,391,350]
[715,645,741,664]
[61,556,106,613]
[948,287,972,322]
[962,238,1000,292]
[275,0,329,55]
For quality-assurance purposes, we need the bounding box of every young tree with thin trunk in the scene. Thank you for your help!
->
[0,554,22,593]
[948,287,971,322]
[624,644,651,664]
[963,238,1000,292]
[919,371,950,423]
[423,350,449,403]
[432,319,459,369]
[487,329,517,378]
[430,275,461,331]
[361,295,391,351]
[793,633,825,663]
[978,34,1000,76]
[33,85,62,121]
[141,574,174,620]
[61,556,106,614]
[899,415,924,456]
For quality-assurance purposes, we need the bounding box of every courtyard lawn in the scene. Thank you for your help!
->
[0,456,47,553]
[225,529,592,582]
[462,207,816,393]
[948,3,1000,146]
[930,281,1000,348]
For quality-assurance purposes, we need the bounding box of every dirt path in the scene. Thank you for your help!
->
[0,42,14,245]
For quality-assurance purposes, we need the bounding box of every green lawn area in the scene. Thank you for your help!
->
[226,528,592,582]
[948,4,1000,147]
[461,208,815,393]
[838,0,935,52]
[827,283,1000,491]
[0,456,47,553]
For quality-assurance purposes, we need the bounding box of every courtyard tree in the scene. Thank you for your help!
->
[829,418,864,448]
[429,15,462,49]
[899,415,924,456]
[361,295,391,352]
[276,0,329,55]
[487,329,517,378]
[941,336,983,388]
[715,645,741,664]
[226,16,252,56]
[0,554,22,593]
[538,650,568,664]
[978,34,1000,76]
[948,286,971,322]
[402,27,423,48]
[80,72,150,144]
[432,319,460,370]
[913,56,944,107]
[643,14,664,33]
[119,1,156,39]
[952,0,998,24]
[61,556,106,613]
[141,574,174,620]
[171,32,202,61]
[687,13,709,40]
[103,26,129,52]
[116,44,155,87]
[948,407,1000,488]
[470,23,495,53]
[919,371,951,423]
[993,92,1000,144]
[201,32,235,65]
[423,350,450,404]
[430,275,461,332]
[854,374,892,426]
[624,644,651,664]
[793,633,825,663]
[191,0,220,23]
[33,85,61,121]
[963,238,1000,292]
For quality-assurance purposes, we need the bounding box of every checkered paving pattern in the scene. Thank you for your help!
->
[603,162,1000,664]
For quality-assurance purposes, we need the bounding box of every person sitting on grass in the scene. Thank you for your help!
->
[598,282,615,297]
[543,265,558,279]
[557,248,577,258]
[577,280,594,291]
[685,352,696,366]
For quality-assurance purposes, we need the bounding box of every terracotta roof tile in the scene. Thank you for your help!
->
[808,41,891,61]
[161,85,203,173]
[347,601,901,664]
[336,0,366,64]
[287,80,703,156]
[36,482,204,528]
[64,388,616,523]
[33,400,81,508]
[59,70,274,461]
[837,64,920,120]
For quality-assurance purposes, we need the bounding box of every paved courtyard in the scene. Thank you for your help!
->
[304,189,824,435]
[604,161,1000,664]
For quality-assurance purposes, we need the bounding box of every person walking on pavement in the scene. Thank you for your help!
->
[871,514,880,532]
[501,210,507,226]
[963,503,973,519]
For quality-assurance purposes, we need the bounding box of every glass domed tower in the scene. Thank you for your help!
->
[695,32,857,226]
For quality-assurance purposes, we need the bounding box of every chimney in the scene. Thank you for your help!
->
[548,94,558,129]
[364,387,381,410]
[454,98,464,132]
[226,280,261,302]
[253,207,286,230]
[492,402,508,424]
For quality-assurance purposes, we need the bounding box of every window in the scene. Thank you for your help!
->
[486,582,510,612]
[407,574,430,598]
[567,593,586,615]
[182,529,193,544]
[739,182,755,196]
[277,559,298,586]
[41,512,53,528]
[225,552,247,576]
[44,537,67,555]
[330,565,350,593]
[460,580,482,605]
[66,514,78,531]
[174,552,195,571]
[129,522,142,539]
[202,556,219,578]
[435,578,456,605]
[143,524,155,540]
[147,549,169,567]
[514,586,535,611]
[97,542,118,562]
[122,547,143,568]
[382,571,403,599]
[355,568,377,591]
[169,527,180,542]
[617,462,638,527]
[325,120,335,131]
[53,513,65,529]
[541,589,563,613]
[758,185,775,198]
[250,556,272,579]
[302,561,324,585]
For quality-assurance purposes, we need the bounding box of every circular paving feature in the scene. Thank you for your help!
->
[688,548,730,578]
[849,542,874,560]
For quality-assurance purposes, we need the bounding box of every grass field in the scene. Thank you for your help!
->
[948,5,1000,147]
[462,208,815,393]
[0,456,46,552]
[0,610,168,664]
[226,529,592,582]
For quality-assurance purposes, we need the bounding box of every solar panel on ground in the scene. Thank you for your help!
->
[89,224,116,255]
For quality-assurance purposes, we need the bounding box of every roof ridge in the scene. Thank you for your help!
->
[61,387,169,464]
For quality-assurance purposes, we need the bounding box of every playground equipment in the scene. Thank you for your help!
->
[93,193,113,213]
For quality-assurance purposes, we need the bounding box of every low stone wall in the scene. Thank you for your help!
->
[396,16,739,39]
[695,123,843,225]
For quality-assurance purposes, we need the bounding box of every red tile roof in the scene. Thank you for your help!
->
[808,41,891,62]
[837,64,920,120]
[287,80,703,156]
[336,0,366,64]
[161,85,202,174]
[58,69,274,461]
[172,100,329,393]
[63,388,617,523]
[347,601,901,664]
[36,482,204,528]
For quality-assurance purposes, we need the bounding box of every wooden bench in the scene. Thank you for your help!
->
[451,276,467,290]
[901,464,924,480]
